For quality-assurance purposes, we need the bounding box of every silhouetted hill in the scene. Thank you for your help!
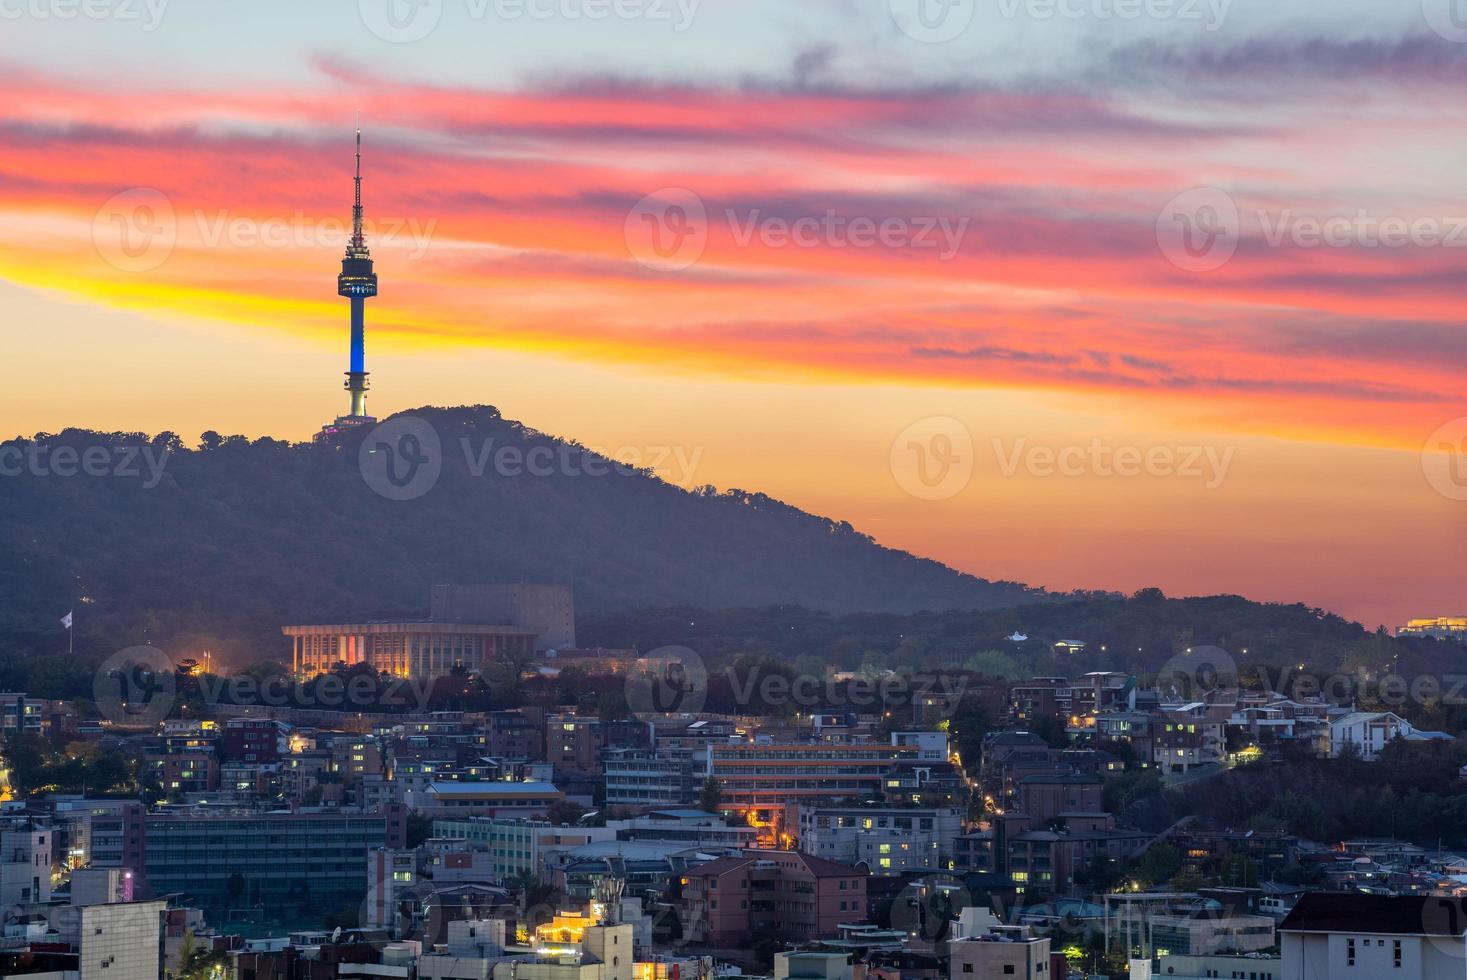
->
[581,592,1422,676]
[0,406,1048,663]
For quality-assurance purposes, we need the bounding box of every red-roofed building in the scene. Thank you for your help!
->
[680,849,867,946]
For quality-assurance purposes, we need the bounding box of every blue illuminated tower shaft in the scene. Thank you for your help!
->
[349,293,367,412]
[338,125,378,418]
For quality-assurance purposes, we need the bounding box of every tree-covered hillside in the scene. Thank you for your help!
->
[0,406,1045,665]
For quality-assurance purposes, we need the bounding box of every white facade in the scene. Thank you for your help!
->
[1155,953,1281,980]
[78,900,164,980]
[0,823,52,906]
[1282,931,1464,980]
[949,929,1051,980]
[797,806,961,874]
[890,732,950,760]
[1329,712,1417,760]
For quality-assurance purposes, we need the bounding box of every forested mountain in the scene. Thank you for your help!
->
[0,406,1046,665]
[581,591,1439,678]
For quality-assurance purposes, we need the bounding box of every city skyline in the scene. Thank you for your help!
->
[3,2,1466,630]
[6,7,1467,978]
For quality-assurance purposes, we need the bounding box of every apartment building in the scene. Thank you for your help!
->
[0,818,52,906]
[547,715,607,778]
[1152,703,1228,774]
[221,717,288,763]
[1008,674,1133,726]
[706,735,947,830]
[1014,773,1104,823]
[680,850,868,945]
[144,749,219,795]
[796,805,962,874]
[486,708,547,760]
[1005,820,1150,896]
[0,692,49,738]
[603,749,697,808]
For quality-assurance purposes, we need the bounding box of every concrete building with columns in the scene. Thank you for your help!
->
[283,621,540,680]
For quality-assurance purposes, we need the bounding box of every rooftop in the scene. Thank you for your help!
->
[1280,893,1467,937]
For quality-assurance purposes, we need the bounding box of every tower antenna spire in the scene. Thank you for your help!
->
[351,113,365,249]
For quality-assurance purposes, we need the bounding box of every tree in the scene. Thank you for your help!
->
[1274,862,1323,886]
[546,800,587,826]
[405,813,434,848]
[1074,853,1125,893]
[964,650,1024,681]
[596,688,631,722]
[1103,768,1162,814]
[176,934,230,980]
[1136,843,1181,887]
[1028,714,1069,749]
[699,777,723,814]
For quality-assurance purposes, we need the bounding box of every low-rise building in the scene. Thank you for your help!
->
[948,927,1051,980]
[1154,952,1282,980]
[775,950,855,980]
[680,850,867,946]
[431,817,616,882]
[1329,712,1452,761]
[420,781,565,818]
[797,805,962,874]
[0,818,53,906]
[1280,893,1467,980]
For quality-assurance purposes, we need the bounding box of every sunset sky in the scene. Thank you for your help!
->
[2,0,1465,630]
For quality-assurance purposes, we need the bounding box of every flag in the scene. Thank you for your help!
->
[60,611,73,630]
